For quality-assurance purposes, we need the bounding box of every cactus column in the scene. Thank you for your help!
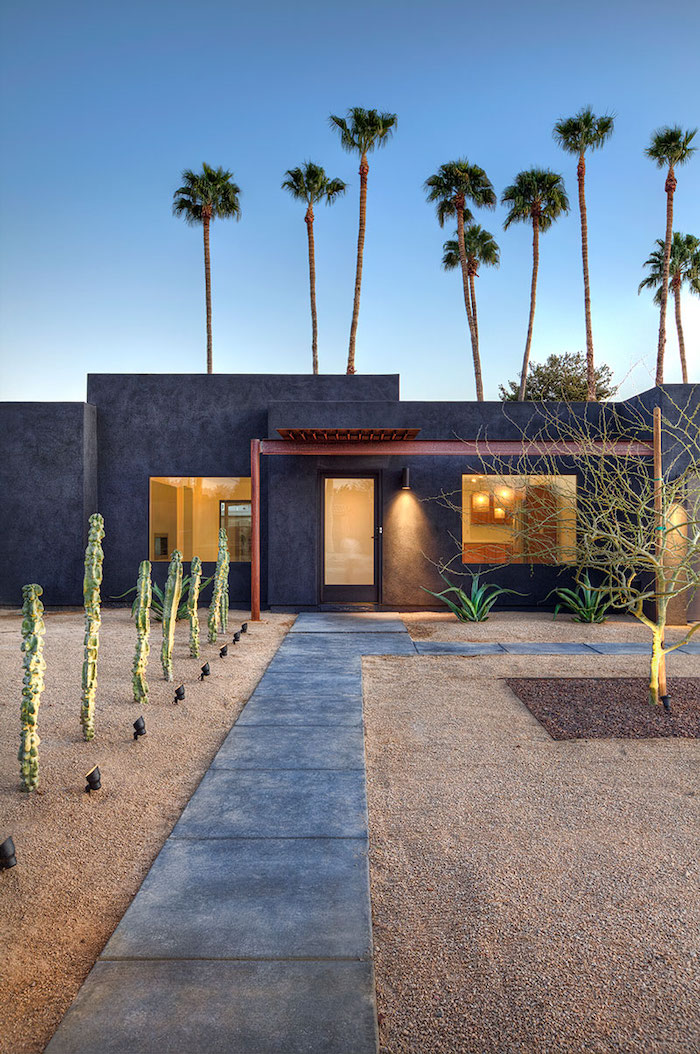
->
[161,550,183,681]
[188,557,203,658]
[132,560,152,704]
[81,513,105,741]
[19,584,46,792]
[208,528,230,644]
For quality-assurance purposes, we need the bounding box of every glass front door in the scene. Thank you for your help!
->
[322,476,380,603]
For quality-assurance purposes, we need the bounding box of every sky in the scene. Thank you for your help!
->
[0,0,699,404]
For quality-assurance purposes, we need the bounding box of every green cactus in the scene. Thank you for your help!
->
[208,528,230,643]
[161,550,183,681]
[187,557,203,657]
[81,512,105,741]
[132,560,152,704]
[19,584,46,792]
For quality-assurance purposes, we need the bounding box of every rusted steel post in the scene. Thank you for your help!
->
[251,438,261,621]
[653,407,667,698]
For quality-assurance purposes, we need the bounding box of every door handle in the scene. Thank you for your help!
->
[372,526,383,539]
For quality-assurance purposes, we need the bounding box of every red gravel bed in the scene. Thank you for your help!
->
[506,677,700,739]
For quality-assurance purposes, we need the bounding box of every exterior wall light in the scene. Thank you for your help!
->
[85,766,102,793]
[133,716,146,740]
[199,663,211,681]
[401,467,411,490]
[0,836,17,870]
[219,644,228,657]
[174,684,185,703]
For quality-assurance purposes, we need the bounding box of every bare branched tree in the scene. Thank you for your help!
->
[433,391,700,705]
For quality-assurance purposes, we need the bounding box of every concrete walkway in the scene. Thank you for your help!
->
[45,612,697,1054]
[46,613,414,1054]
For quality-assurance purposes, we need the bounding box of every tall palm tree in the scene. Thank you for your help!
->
[645,126,697,385]
[424,161,496,399]
[282,162,346,374]
[329,107,397,374]
[172,164,241,374]
[501,169,569,401]
[639,233,700,383]
[553,108,614,402]
[442,224,500,370]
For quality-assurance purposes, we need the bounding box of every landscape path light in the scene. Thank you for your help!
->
[199,663,210,681]
[85,766,102,793]
[0,836,17,870]
[133,716,146,740]
[219,644,228,658]
[232,632,241,644]
[241,622,248,634]
[174,684,185,704]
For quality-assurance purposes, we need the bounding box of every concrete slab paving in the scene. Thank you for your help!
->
[501,642,594,654]
[237,693,364,726]
[173,768,369,840]
[587,642,653,654]
[290,612,408,633]
[415,641,506,655]
[103,837,373,961]
[45,960,379,1054]
[213,725,366,770]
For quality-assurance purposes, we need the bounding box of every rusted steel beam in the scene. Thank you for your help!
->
[250,438,261,621]
[259,439,654,457]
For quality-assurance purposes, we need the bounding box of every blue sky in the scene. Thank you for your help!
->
[1,0,698,403]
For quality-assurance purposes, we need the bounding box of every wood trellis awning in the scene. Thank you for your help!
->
[276,427,421,442]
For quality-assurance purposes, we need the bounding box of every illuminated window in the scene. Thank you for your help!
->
[149,477,251,562]
[462,474,576,564]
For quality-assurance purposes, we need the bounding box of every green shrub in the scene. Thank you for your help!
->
[424,570,524,622]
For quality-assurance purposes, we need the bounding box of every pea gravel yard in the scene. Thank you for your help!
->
[364,644,700,1054]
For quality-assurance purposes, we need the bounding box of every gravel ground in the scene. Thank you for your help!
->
[508,677,700,739]
[0,607,293,1054]
[403,609,696,644]
[364,651,700,1054]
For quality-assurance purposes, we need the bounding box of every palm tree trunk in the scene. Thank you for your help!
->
[456,207,483,400]
[203,215,213,374]
[469,269,480,375]
[577,153,595,401]
[347,153,369,374]
[305,204,318,374]
[518,215,540,401]
[673,274,688,383]
[656,165,676,387]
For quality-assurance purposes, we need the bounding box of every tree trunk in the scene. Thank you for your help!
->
[469,268,481,387]
[306,204,318,374]
[649,628,664,705]
[347,153,369,374]
[203,214,213,374]
[673,274,688,383]
[518,215,540,401]
[456,207,483,400]
[577,153,596,401]
[656,165,676,387]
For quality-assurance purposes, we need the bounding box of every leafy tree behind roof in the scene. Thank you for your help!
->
[499,352,616,402]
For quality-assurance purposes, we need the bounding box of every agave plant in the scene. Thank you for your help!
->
[423,570,523,622]
[552,574,613,623]
[115,571,213,622]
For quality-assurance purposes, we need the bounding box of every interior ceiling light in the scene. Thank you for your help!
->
[133,716,146,740]
[85,766,102,794]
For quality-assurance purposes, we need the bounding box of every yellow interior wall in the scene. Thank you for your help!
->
[150,477,251,562]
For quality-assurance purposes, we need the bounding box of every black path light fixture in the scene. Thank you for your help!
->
[0,836,17,870]
[133,716,146,740]
[199,662,211,681]
[401,467,411,490]
[232,631,241,644]
[85,766,102,793]
[240,622,248,634]
[174,684,186,704]
[219,644,228,658]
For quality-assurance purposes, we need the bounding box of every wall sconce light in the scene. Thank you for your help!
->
[0,836,17,870]
[241,622,248,634]
[85,766,102,793]
[401,467,411,490]
[219,644,228,658]
[174,684,185,704]
[133,716,146,740]
[199,663,211,681]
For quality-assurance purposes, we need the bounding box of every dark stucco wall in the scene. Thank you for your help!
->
[0,403,98,606]
[86,373,400,606]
